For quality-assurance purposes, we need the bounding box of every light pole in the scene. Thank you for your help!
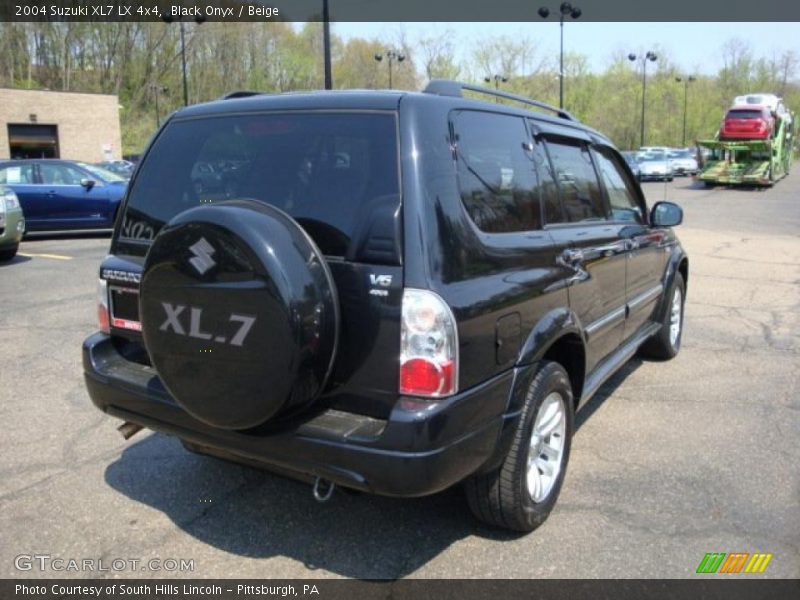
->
[374,50,405,89]
[322,0,332,90]
[676,75,696,147]
[629,51,657,147]
[162,14,205,106]
[149,84,168,128]
[538,3,582,109]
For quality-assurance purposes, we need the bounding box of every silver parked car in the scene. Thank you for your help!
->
[638,151,674,182]
[667,149,699,176]
[0,185,25,260]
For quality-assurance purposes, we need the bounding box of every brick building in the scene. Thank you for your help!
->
[0,88,123,162]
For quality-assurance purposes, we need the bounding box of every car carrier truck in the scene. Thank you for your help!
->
[697,94,795,187]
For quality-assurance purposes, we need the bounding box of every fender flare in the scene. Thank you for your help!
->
[475,308,586,476]
[652,245,689,325]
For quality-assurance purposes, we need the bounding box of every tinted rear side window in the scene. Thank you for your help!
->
[120,112,399,258]
[544,139,606,223]
[452,110,542,233]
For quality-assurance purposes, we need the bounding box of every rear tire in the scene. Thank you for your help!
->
[465,361,574,532]
[0,245,18,261]
[640,272,685,360]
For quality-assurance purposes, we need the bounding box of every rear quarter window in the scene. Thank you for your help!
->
[119,112,400,259]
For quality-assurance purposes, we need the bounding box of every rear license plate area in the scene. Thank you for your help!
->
[110,286,142,332]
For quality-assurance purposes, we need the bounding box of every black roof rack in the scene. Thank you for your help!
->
[222,91,264,100]
[422,79,576,122]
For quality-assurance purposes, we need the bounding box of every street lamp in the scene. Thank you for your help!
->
[484,74,509,90]
[675,75,696,147]
[149,84,168,128]
[538,2,582,109]
[629,51,658,147]
[162,14,205,106]
[484,75,509,102]
[374,50,405,89]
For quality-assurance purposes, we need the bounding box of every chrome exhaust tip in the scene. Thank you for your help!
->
[117,421,144,440]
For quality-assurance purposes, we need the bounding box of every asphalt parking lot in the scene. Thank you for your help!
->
[1,170,798,579]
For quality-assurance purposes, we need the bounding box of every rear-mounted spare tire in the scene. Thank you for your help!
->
[139,200,340,430]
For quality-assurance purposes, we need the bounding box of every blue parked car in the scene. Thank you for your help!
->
[0,159,127,232]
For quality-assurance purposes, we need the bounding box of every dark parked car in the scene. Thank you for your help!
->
[83,81,688,532]
[96,160,135,180]
[0,159,127,232]
[621,151,642,180]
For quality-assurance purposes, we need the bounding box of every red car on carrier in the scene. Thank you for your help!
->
[719,105,775,140]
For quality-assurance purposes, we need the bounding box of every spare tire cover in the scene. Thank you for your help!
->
[140,200,339,430]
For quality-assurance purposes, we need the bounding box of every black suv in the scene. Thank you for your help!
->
[83,80,687,532]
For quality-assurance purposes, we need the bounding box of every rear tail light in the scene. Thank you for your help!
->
[400,289,458,398]
[97,278,110,333]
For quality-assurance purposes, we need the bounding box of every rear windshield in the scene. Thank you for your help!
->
[119,112,399,257]
[727,110,764,120]
[640,151,666,162]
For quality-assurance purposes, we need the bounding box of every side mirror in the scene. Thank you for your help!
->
[80,178,96,190]
[651,201,683,227]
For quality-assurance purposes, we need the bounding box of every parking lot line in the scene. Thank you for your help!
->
[18,252,73,261]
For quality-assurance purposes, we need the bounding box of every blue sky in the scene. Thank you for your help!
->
[329,22,800,76]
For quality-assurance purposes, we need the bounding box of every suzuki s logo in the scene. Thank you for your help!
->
[159,303,256,347]
[188,237,216,275]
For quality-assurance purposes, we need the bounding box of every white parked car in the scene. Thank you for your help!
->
[638,151,674,181]
[667,148,699,176]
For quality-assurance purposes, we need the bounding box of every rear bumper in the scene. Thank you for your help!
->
[83,332,515,497]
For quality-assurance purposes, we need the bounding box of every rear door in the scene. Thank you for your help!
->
[536,133,629,372]
[0,162,43,225]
